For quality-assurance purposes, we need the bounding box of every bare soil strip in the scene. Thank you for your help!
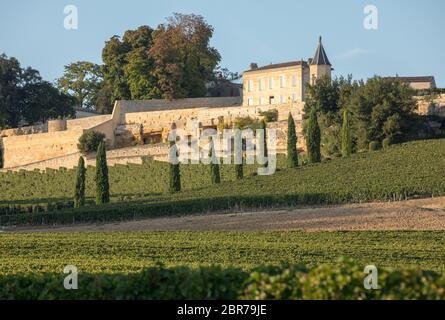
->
[6,196,445,233]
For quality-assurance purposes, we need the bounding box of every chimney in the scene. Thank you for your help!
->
[250,63,258,70]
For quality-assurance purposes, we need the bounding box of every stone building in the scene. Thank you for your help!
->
[384,76,436,91]
[242,36,332,107]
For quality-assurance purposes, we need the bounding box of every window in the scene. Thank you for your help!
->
[269,96,275,105]
[269,77,274,89]
[280,75,285,88]
[247,97,253,106]
[292,74,297,87]
[259,97,265,105]
[280,95,286,104]
[292,93,297,102]
[247,79,253,92]
[259,79,264,91]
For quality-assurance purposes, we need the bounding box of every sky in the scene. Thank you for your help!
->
[1,0,444,86]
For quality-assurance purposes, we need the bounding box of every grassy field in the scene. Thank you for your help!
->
[1,231,444,275]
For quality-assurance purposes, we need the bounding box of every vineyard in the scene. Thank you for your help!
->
[1,139,445,225]
[1,231,444,274]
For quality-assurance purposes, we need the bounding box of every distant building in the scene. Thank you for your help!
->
[74,107,103,118]
[242,37,332,106]
[385,76,436,90]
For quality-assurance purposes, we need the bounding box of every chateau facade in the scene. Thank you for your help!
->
[242,37,332,106]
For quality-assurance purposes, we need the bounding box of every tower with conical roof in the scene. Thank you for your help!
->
[309,36,332,85]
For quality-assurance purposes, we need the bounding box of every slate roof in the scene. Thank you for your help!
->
[311,36,331,66]
[243,60,308,73]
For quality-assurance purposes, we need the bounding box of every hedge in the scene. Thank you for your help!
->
[1,260,444,300]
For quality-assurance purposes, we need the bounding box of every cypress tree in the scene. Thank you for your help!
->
[234,125,243,180]
[74,156,86,208]
[169,141,181,193]
[209,137,221,184]
[341,109,352,157]
[95,141,110,204]
[287,113,298,168]
[306,110,321,163]
[0,138,3,169]
[258,119,268,168]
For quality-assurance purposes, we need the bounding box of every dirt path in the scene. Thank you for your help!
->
[6,196,445,233]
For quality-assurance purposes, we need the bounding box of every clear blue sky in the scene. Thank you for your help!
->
[1,0,444,86]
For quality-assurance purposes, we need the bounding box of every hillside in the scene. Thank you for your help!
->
[1,139,445,225]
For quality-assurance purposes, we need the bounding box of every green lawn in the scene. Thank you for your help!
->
[1,231,444,275]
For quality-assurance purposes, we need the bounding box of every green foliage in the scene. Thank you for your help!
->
[287,113,298,168]
[382,136,393,149]
[341,109,352,157]
[57,61,103,109]
[209,138,221,184]
[0,54,75,128]
[0,261,445,299]
[0,233,444,300]
[77,131,105,154]
[149,14,221,99]
[306,111,321,163]
[95,142,110,204]
[3,139,445,226]
[0,138,3,169]
[257,119,268,168]
[259,109,278,122]
[234,116,259,130]
[2,231,445,274]
[74,157,86,208]
[169,142,181,193]
[369,141,381,151]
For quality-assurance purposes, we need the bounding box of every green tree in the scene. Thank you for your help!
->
[209,137,221,184]
[306,111,321,163]
[341,109,352,157]
[168,141,181,193]
[149,13,221,99]
[78,131,106,154]
[0,138,4,169]
[287,113,298,168]
[95,142,110,204]
[348,77,416,149]
[74,156,86,208]
[57,61,103,109]
[0,54,75,128]
[257,119,268,168]
[102,26,159,103]
[234,126,243,180]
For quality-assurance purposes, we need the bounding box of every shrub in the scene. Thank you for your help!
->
[259,109,278,122]
[77,131,105,154]
[74,157,86,208]
[95,142,110,204]
[234,116,259,130]
[369,141,381,151]
[382,136,393,149]
[1,260,445,299]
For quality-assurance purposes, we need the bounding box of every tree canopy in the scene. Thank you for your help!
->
[0,54,75,128]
